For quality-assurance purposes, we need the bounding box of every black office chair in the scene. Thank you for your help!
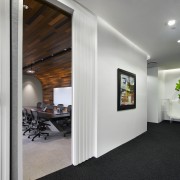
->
[37,102,42,108]
[47,104,54,110]
[40,102,47,109]
[63,105,72,137]
[29,109,50,141]
[23,108,35,135]
[22,108,29,129]
[57,104,65,113]
[57,104,64,108]
[25,109,39,138]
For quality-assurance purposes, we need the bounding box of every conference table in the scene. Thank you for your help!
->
[24,106,71,133]
[23,106,71,138]
[24,106,70,121]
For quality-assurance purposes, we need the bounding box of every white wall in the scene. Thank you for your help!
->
[147,68,180,122]
[23,75,43,107]
[158,69,165,122]
[164,69,180,100]
[162,69,180,120]
[147,67,159,123]
[147,67,165,123]
[97,18,147,157]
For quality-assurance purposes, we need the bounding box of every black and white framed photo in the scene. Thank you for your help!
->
[117,68,136,111]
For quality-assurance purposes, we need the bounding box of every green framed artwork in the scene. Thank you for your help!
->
[117,68,136,111]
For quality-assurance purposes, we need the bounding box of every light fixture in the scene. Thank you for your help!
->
[26,64,35,74]
[167,19,176,26]
[26,69,35,74]
[23,5,29,10]
[177,40,180,43]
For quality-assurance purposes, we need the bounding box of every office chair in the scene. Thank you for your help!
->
[57,104,64,108]
[24,109,39,138]
[57,104,65,113]
[63,105,72,137]
[22,108,29,129]
[40,102,47,109]
[29,109,50,141]
[37,102,42,108]
[47,104,54,110]
[23,108,35,135]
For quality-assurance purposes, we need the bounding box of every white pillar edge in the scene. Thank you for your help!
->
[53,0,98,165]
[0,0,10,180]
[17,0,23,180]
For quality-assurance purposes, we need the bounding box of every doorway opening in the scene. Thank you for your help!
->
[22,0,72,179]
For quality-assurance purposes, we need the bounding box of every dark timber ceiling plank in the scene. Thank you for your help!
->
[23,0,72,104]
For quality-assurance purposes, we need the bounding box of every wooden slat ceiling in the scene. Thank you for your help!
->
[23,0,72,104]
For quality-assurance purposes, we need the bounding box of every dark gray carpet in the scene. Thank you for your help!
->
[38,121,180,180]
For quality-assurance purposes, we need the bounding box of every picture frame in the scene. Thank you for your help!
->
[117,68,136,111]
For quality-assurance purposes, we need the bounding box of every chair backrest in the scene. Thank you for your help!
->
[37,111,44,122]
[30,109,39,121]
[40,102,47,109]
[57,104,64,108]
[22,108,26,120]
[67,105,72,117]
[67,105,72,113]
[47,104,54,110]
[23,108,32,121]
[37,102,42,108]
[22,108,26,115]
[26,108,31,115]
[57,104,64,112]
[168,100,180,118]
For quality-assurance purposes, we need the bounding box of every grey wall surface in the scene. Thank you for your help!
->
[23,75,43,107]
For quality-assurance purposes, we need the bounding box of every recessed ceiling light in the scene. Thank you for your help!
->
[167,19,176,26]
[26,69,35,74]
[23,5,29,10]
[177,40,180,43]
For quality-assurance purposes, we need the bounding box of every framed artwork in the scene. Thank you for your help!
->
[117,68,136,111]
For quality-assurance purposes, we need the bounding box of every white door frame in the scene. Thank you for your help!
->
[0,0,10,180]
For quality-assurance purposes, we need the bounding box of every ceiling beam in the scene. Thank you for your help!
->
[23,47,71,70]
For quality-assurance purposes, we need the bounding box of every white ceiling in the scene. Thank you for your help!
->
[75,0,180,69]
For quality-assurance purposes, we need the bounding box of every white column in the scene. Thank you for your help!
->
[72,10,97,165]
[56,0,97,165]
[0,0,10,179]
[11,0,23,179]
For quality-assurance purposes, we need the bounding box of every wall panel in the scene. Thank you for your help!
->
[97,17,147,157]
[55,0,97,165]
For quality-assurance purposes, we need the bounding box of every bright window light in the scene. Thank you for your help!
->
[177,40,180,43]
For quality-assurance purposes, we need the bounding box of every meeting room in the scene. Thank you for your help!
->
[22,0,72,179]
